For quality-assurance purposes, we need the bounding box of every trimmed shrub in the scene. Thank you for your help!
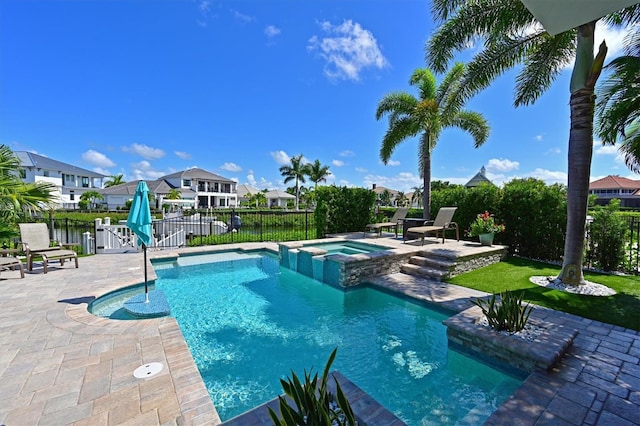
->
[588,199,629,271]
[315,186,376,237]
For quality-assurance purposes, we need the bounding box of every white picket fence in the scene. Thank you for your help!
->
[94,218,186,254]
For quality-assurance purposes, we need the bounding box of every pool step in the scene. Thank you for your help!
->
[400,252,456,281]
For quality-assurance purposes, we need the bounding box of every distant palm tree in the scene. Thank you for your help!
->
[166,189,182,200]
[307,160,331,190]
[425,0,639,284]
[376,65,489,220]
[396,191,407,207]
[279,154,310,210]
[80,190,104,212]
[410,185,423,208]
[596,28,640,172]
[380,189,392,206]
[104,174,125,187]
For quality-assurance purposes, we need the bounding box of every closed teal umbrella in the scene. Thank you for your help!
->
[126,181,154,302]
[124,181,170,316]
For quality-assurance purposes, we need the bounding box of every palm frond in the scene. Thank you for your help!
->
[380,117,420,162]
[435,62,465,114]
[409,69,438,100]
[515,30,576,106]
[375,92,417,120]
[426,0,537,73]
[448,110,491,147]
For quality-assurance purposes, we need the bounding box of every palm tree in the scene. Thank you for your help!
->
[411,185,424,208]
[376,65,489,220]
[596,29,640,172]
[425,1,639,285]
[79,190,104,211]
[0,144,56,223]
[279,154,310,210]
[104,174,125,187]
[307,160,331,190]
[396,191,407,207]
[166,189,182,200]
[380,189,392,206]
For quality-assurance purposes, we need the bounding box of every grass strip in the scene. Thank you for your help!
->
[446,257,640,331]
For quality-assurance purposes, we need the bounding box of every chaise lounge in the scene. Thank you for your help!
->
[19,223,79,274]
[0,255,25,278]
[404,207,459,245]
[364,207,409,238]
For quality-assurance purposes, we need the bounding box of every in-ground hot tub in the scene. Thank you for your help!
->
[279,239,401,287]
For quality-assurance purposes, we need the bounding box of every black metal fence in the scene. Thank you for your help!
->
[19,209,318,253]
[584,216,640,274]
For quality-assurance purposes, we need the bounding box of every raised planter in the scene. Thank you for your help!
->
[444,305,578,372]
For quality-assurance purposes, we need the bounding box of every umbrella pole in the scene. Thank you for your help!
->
[143,243,149,303]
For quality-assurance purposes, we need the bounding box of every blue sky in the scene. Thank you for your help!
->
[0,0,633,193]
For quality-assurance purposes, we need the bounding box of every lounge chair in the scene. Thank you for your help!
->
[0,255,24,278]
[404,207,459,245]
[364,207,409,238]
[18,223,79,274]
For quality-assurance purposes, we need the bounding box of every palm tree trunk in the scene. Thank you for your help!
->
[559,22,599,285]
[423,138,432,221]
[559,87,594,285]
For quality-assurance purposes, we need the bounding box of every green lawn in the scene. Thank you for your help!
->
[446,257,640,331]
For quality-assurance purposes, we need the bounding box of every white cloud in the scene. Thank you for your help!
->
[528,168,567,185]
[92,167,111,176]
[265,25,281,37]
[545,147,561,155]
[534,135,543,141]
[220,162,242,172]
[594,143,618,155]
[82,150,116,168]
[332,160,345,167]
[130,160,166,181]
[123,143,165,160]
[175,151,191,160]
[307,20,389,81]
[340,150,355,157]
[231,9,254,23]
[386,160,400,166]
[486,158,519,173]
[270,150,290,166]
[355,167,368,173]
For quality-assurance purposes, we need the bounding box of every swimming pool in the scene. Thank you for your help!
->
[141,250,524,424]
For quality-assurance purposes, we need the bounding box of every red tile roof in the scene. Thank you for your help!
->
[589,175,640,190]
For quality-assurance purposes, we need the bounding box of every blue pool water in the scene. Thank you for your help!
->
[141,251,524,425]
[302,240,391,255]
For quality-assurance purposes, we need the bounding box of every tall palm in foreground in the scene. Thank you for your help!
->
[425,0,639,285]
[596,29,640,172]
[279,154,310,210]
[376,64,489,220]
[307,160,331,190]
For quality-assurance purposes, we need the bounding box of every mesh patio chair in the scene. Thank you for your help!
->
[404,207,459,245]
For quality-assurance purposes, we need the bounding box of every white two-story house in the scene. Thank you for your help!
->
[160,168,237,208]
[15,151,106,209]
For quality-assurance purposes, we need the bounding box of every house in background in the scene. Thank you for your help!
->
[372,184,400,206]
[589,175,640,208]
[100,180,197,210]
[161,168,238,208]
[15,151,106,209]
[236,184,261,206]
[265,189,295,208]
[465,166,495,188]
[100,168,236,210]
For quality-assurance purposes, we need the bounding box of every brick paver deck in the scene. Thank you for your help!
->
[0,236,638,425]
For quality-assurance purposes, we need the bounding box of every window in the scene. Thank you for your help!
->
[70,191,75,201]
[82,177,89,188]
[19,169,26,179]
[183,179,191,187]
[43,170,50,177]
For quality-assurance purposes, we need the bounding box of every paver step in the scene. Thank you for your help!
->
[408,255,455,270]
[400,263,449,280]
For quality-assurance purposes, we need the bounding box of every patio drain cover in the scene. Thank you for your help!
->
[133,362,163,379]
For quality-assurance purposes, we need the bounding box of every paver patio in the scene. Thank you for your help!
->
[0,237,638,425]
